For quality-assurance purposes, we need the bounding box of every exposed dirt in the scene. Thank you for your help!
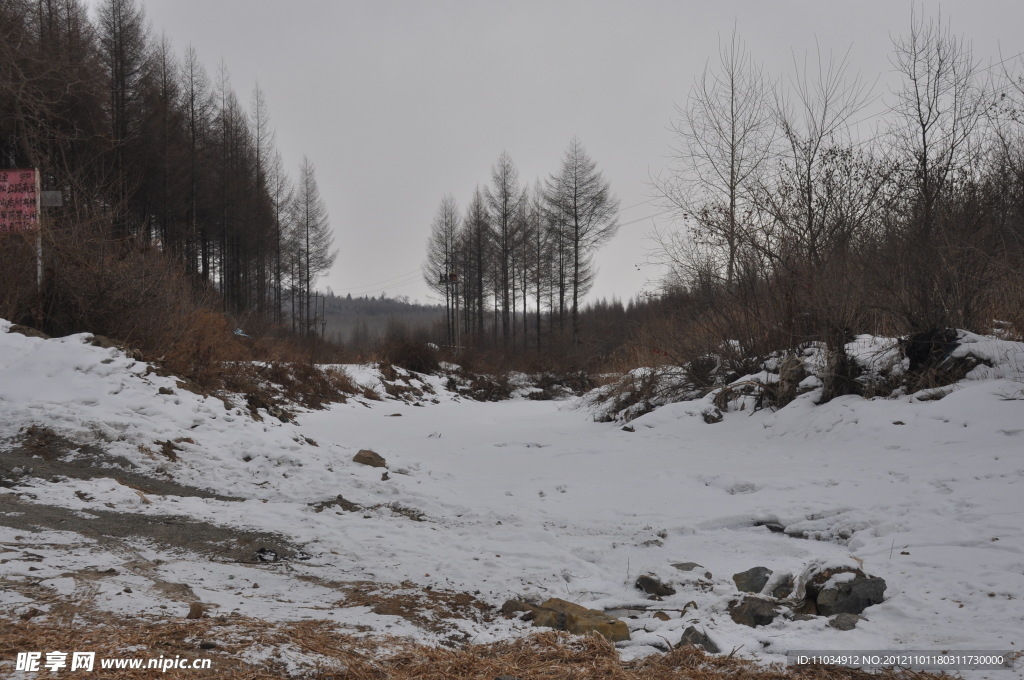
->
[1,425,239,501]
[0,492,303,564]
[1,427,302,565]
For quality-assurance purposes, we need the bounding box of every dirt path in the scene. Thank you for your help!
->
[1,427,304,563]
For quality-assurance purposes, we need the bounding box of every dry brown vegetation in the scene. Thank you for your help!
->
[1,618,951,680]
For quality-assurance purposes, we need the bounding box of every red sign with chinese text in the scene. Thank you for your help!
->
[0,169,40,233]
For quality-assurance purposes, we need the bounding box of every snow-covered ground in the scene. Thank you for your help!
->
[1,319,1022,677]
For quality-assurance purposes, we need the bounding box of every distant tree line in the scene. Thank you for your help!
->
[422,138,619,353]
[0,0,335,340]
[315,291,445,348]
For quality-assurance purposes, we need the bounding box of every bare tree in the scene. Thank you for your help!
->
[546,137,619,347]
[181,45,213,278]
[886,9,986,329]
[461,187,491,339]
[267,149,292,325]
[760,44,874,267]
[293,156,336,336]
[97,0,152,238]
[654,29,774,285]
[422,194,461,345]
[525,182,552,351]
[890,9,984,239]
[485,151,524,346]
[249,81,275,317]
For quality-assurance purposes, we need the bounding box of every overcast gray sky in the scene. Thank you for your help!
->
[129,0,1024,305]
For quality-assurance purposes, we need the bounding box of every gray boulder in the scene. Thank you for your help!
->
[809,570,886,616]
[728,596,778,628]
[677,625,720,654]
[733,566,773,593]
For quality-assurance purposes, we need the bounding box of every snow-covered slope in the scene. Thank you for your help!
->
[1,320,1022,676]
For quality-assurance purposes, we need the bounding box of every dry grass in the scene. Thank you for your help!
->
[0,617,951,680]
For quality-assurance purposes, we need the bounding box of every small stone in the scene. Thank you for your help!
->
[676,625,720,653]
[353,449,387,468]
[733,567,773,594]
[186,602,204,619]
[636,574,676,597]
[621,425,635,432]
[123,587,132,593]
[702,409,723,424]
[829,613,861,631]
[671,562,706,575]
[381,471,390,481]
[158,386,174,395]
[198,641,217,650]
[653,611,671,621]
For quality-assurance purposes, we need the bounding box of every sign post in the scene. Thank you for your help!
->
[0,168,42,290]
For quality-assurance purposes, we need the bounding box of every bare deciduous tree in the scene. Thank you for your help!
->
[546,137,619,348]
[293,156,336,336]
[423,194,461,346]
[760,44,874,267]
[485,151,524,346]
[655,29,774,285]
[890,9,984,238]
[887,9,986,329]
[460,187,491,340]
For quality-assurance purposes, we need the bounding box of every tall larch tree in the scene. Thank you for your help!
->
[485,151,524,346]
[294,156,336,336]
[546,137,619,347]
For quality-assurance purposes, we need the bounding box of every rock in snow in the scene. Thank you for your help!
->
[635,573,676,597]
[803,567,886,616]
[732,566,773,594]
[677,625,720,653]
[727,597,779,628]
[502,598,630,642]
[353,449,386,467]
